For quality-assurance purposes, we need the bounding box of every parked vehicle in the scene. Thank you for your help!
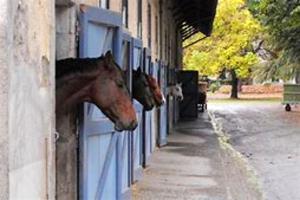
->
[283,84,300,111]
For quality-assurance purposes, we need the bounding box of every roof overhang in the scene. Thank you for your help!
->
[172,0,218,41]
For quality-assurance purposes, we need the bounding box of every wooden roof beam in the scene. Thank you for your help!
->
[183,29,200,41]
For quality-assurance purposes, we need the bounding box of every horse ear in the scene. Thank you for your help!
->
[104,51,114,67]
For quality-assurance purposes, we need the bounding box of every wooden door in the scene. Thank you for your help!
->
[178,70,199,119]
[120,32,133,199]
[79,6,128,200]
[158,62,168,146]
[142,48,152,166]
[131,38,144,181]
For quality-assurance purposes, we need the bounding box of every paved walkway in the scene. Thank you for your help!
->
[134,115,226,200]
[133,111,265,200]
[132,113,228,200]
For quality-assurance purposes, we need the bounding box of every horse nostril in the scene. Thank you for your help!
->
[131,120,138,130]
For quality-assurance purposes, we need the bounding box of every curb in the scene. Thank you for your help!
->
[208,111,265,200]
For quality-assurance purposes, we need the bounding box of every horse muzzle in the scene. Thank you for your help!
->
[144,104,154,111]
[177,96,184,101]
[114,119,138,132]
[155,95,165,107]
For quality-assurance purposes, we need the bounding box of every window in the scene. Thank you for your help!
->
[122,0,128,28]
[137,0,142,38]
[99,0,109,9]
[147,3,152,48]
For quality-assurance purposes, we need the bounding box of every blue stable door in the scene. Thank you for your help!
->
[120,32,133,199]
[142,48,152,166]
[79,6,129,200]
[150,62,159,151]
[131,38,144,182]
[158,62,168,147]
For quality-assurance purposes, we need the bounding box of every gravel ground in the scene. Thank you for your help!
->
[209,102,300,200]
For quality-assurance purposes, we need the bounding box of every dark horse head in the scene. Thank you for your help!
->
[56,51,137,131]
[132,67,156,111]
[145,74,165,107]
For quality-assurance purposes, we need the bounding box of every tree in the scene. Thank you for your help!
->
[183,0,262,98]
[247,0,300,83]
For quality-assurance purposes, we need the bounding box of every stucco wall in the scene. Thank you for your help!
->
[55,3,78,199]
[0,0,9,199]
[0,0,56,199]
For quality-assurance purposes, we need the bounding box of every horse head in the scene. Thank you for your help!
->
[145,74,165,107]
[56,51,137,131]
[132,67,156,111]
[173,83,184,101]
[91,51,137,131]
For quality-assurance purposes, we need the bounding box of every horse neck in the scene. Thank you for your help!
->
[132,70,145,94]
[56,72,99,114]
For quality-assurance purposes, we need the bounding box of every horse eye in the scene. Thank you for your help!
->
[116,81,124,87]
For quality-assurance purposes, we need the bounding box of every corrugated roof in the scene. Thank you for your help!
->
[173,0,218,40]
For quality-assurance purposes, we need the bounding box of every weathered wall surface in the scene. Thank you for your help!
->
[109,0,121,12]
[55,3,78,200]
[0,0,9,199]
[55,1,99,199]
[127,0,136,38]
[1,0,56,199]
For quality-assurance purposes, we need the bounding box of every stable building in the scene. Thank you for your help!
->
[0,0,217,199]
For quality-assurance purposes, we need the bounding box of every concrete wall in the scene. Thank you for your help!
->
[0,1,9,199]
[55,3,78,199]
[0,0,56,199]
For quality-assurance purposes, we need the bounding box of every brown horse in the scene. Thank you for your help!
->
[132,67,156,111]
[56,51,137,131]
[145,74,165,107]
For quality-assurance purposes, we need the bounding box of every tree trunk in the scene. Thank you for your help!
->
[230,69,239,99]
[238,80,242,92]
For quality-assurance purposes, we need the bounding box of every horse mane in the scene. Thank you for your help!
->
[56,56,104,79]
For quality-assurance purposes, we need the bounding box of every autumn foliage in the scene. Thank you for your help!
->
[183,0,262,79]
